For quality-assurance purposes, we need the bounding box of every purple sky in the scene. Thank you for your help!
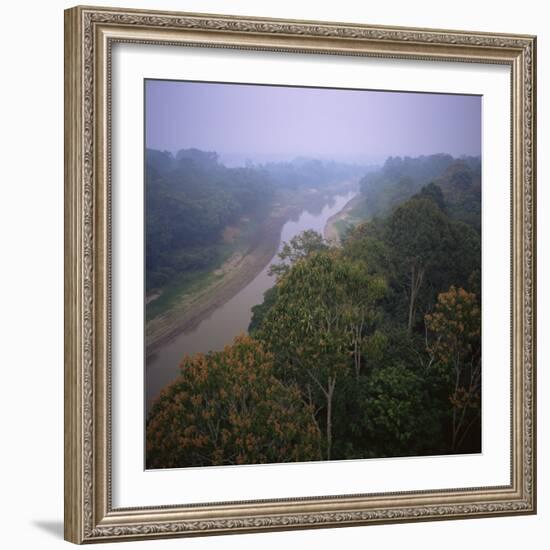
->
[145,79,481,166]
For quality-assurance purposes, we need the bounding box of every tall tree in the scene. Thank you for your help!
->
[269,230,329,278]
[146,335,321,468]
[259,251,385,459]
[336,362,444,458]
[425,286,481,451]
[387,198,453,334]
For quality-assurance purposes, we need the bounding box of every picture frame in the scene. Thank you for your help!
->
[64,5,537,544]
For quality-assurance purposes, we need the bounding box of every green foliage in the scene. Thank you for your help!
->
[387,198,451,269]
[248,285,279,334]
[425,287,481,452]
[414,182,446,211]
[333,363,444,459]
[350,154,481,231]
[147,152,482,468]
[146,148,274,291]
[269,229,329,278]
[258,250,386,458]
[387,198,453,332]
[146,335,321,468]
[358,154,456,218]
[259,251,385,381]
[435,160,481,232]
[146,149,365,297]
[342,226,393,278]
[382,195,480,333]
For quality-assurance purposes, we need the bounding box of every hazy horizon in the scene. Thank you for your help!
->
[146,80,481,166]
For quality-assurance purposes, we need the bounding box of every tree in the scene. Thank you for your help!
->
[337,362,444,458]
[414,182,446,212]
[446,221,481,288]
[259,251,385,459]
[358,154,456,218]
[387,198,453,334]
[342,222,393,279]
[269,230,328,278]
[145,147,275,292]
[248,285,278,334]
[425,286,481,451]
[341,262,387,379]
[146,335,321,468]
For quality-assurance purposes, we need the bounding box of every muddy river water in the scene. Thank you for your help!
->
[145,190,356,412]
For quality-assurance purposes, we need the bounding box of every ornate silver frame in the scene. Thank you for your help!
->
[64,5,537,544]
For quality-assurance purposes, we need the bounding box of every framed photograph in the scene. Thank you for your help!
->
[64,5,537,544]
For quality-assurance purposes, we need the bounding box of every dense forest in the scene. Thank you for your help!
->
[146,153,482,469]
[146,148,273,291]
[146,148,363,293]
[352,153,481,231]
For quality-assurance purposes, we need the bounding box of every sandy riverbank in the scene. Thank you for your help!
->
[323,192,360,245]
[145,209,293,355]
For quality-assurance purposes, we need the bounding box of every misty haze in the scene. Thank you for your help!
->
[144,79,482,470]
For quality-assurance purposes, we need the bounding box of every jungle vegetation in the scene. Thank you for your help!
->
[145,148,363,293]
[146,153,482,469]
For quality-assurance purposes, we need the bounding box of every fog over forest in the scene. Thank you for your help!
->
[144,80,483,469]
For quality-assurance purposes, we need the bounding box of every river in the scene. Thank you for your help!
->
[145,189,356,412]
